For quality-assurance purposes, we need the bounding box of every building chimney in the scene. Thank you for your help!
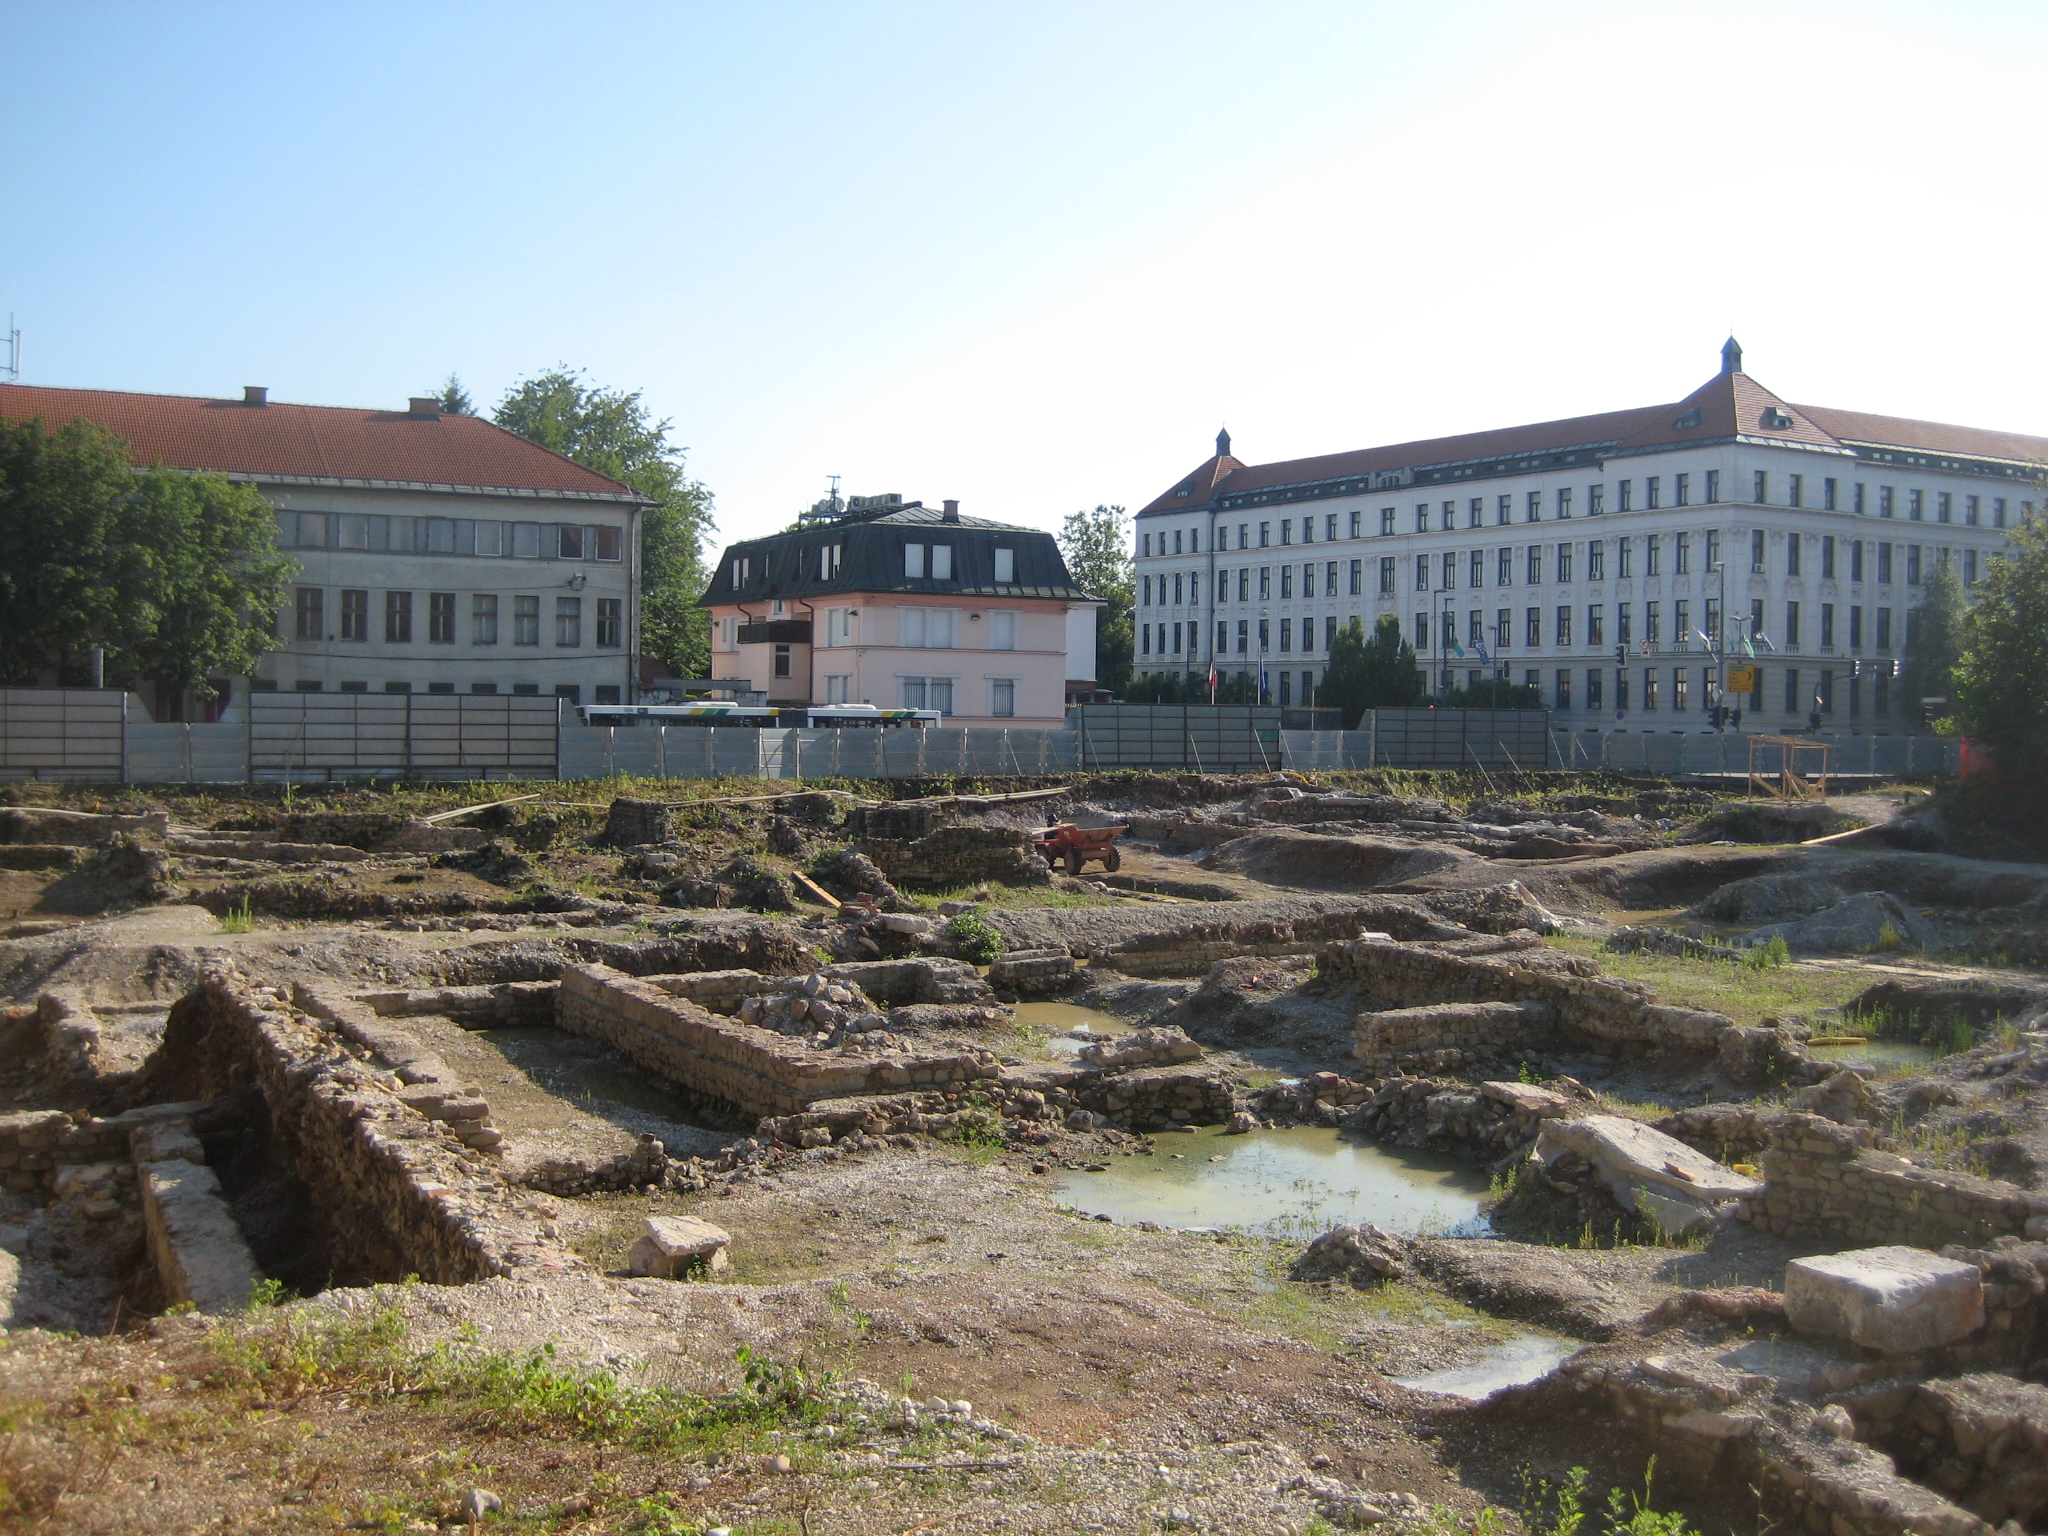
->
[407,396,442,418]
[942,499,960,522]
[243,386,268,406]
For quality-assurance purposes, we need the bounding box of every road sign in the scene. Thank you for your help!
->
[1726,663,1758,693]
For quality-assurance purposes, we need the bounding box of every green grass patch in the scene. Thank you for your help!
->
[1546,933,1871,1027]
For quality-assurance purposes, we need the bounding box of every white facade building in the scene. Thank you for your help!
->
[1133,342,2044,729]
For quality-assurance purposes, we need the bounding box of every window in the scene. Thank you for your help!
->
[1965,496,1980,528]
[1326,560,1338,596]
[1414,555,1429,592]
[1141,534,1152,558]
[596,599,621,648]
[1705,529,1720,569]
[1784,668,1800,715]
[295,587,324,640]
[1525,546,1542,585]
[1497,495,1512,526]
[1674,600,1689,645]
[1588,542,1605,581]
[900,607,957,647]
[1260,567,1272,600]
[1378,556,1395,593]
[472,594,498,645]
[1414,505,1429,534]
[990,679,1016,718]
[1469,498,1484,528]
[1587,669,1603,709]
[1380,508,1395,536]
[1906,545,1923,585]
[340,589,368,641]
[1824,478,1838,512]
[1878,486,1895,518]
[1753,471,1768,504]
[993,547,1015,583]
[1751,529,1766,573]
[1525,607,1541,646]
[337,514,371,550]
[1704,597,1721,647]
[1259,618,1270,652]
[1674,474,1689,507]
[989,611,1018,650]
[900,677,954,715]
[1644,536,1660,577]
[1555,670,1572,709]
[1674,670,1689,712]
[1646,477,1661,510]
[1937,492,1952,524]
[1470,549,1485,588]
[1413,614,1428,649]
[470,682,497,695]
[1497,547,1512,586]
[385,590,412,643]
[1236,619,1248,654]
[1964,548,1979,587]
[1616,672,1628,711]
[1526,491,1542,523]
[1238,569,1249,601]
[1260,521,1271,547]
[1557,487,1573,519]
[297,513,328,548]
[1589,484,1605,515]
[1237,525,1249,549]
[1281,520,1294,545]
[1994,498,2007,529]
[428,592,456,643]
[1786,536,1801,578]
[1306,516,1320,543]
[1643,670,1659,711]
[1281,566,1294,600]
[1326,514,1338,540]
[1350,558,1363,596]
[824,607,853,646]
[595,525,623,561]
[730,554,751,586]
[1849,606,1863,649]
[1854,483,1867,515]
[1216,570,1228,603]
[1440,552,1455,590]
[1877,542,1893,585]
[1349,510,1363,538]
[1704,470,1720,503]
[931,544,953,579]
[511,597,539,647]
[1618,480,1633,512]
[904,543,927,579]
[1674,532,1689,575]
[1173,530,1184,555]
[1785,601,1800,648]
[823,674,851,704]
[820,542,844,580]
[558,524,584,560]
[554,596,580,647]
[1278,619,1292,653]
[1819,603,1834,649]
[1617,538,1632,579]
[1617,603,1632,646]
[1495,608,1512,648]
[1173,573,1184,605]
[1556,605,1572,646]
[1216,620,1228,653]
[1324,616,1337,651]
[1468,610,1484,649]
[1909,489,1924,521]
[1645,600,1660,645]
[1789,474,1803,510]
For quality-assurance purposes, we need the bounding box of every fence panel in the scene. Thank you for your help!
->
[1367,709,1552,770]
[0,689,133,782]
[125,722,249,783]
[249,693,557,782]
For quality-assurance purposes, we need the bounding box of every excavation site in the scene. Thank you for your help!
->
[3,767,2047,1536]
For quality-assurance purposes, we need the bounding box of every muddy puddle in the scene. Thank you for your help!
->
[1395,1329,1577,1400]
[1058,1124,1492,1238]
[1014,1001,1135,1058]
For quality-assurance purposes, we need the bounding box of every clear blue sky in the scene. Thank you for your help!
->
[5,1,2045,554]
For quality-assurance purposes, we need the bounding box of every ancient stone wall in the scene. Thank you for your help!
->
[1353,1001,1558,1072]
[1324,937,1737,1058]
[141,972,576,1285]
[1746,1113,2048,1249]
[1089,911,1398,978]
[555,964,1000,1120]
[295,988,501,1152]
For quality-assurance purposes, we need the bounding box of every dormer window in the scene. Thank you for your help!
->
[819,542,842,579]
[730,555,751,586]
[994,547,1015,583]
[1672,408,1701,430]
[905,542,953,580]
[1762,407,1795,430]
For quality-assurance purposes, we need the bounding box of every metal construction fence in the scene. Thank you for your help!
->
[0,688,1966,784]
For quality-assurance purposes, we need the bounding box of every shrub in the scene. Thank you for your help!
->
[1745,934,1791,970]
[942,911,1003,964]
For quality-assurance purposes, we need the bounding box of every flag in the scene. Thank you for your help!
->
[1474,638,1490,665]
[1206,660,1218,700]
[1258,657,1268,697]
[1739,630,1755,657]
[1448,638,1465,658]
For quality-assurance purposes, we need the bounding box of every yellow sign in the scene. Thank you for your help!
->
[1726,664,1758,693]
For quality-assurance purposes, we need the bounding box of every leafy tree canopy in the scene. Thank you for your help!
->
[1952,515,2048,773]
[1057,504,1133,693]
[1320,615,1425,727]
[493,368,716,678]
[0,417,291,702]
[1442,677,1542,710]
[1901,557,1970,728]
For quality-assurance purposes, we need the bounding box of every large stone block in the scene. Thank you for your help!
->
[1536,1114,1762,1234]
[1784,1245,1985,1354]
[627,1215,730,1277]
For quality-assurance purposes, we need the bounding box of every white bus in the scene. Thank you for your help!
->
[801,705,940,729]
[576,702,780,728]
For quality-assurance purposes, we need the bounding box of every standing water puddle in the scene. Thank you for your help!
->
[1015,1001,1135,1059]
[1395,1330,1577,1400]
[1058,1124,1491,1238]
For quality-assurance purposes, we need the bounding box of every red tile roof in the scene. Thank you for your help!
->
[1140,367,2048,516]
[0,384,642,500]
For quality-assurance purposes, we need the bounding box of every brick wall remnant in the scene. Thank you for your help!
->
[1354,1000,1558,1072]
[555,963,1000,1121]
[356,982,556,1029]
[987,947,1076,995]
[846,803,1050,889]
[295,987,501,1152]
[140,972,580,1285]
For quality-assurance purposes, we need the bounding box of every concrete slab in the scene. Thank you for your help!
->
[1535,1114,1763,1232]
[1784,1246,1985,1355]
[140,1160,261,1315]
[627,1215,731,1278]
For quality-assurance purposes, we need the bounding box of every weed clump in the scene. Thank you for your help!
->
[942,910,1004,964]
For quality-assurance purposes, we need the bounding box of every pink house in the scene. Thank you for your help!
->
[698,497,1098,727]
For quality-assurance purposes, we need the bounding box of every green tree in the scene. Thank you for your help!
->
[0,417,132,684]
[1444,677,1542,709]
[1901,558,1969,730]
[103,469,295,709]
[1952,515,2048,773]
[1057,504,1133,692]
[1319,615,1424,726]
[433,373,474,415]
[493,368,716,678]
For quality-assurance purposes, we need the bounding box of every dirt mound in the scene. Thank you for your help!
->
[1686,800,1859,843]
[1202,831,1477,892]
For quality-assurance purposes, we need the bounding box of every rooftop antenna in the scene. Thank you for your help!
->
[1,316,18,382]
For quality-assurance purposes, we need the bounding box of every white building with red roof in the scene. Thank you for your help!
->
[0,384,649,713]
[1134,341,2045,730]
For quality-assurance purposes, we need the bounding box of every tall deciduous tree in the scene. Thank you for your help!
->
[1320,616,1425,727]
[1952,515,2048,773]
[1901,558,1970,729]
[0,417,291,700]
[493,369,716,678]
[1057,504,1133,692]
[105,469,296,706]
